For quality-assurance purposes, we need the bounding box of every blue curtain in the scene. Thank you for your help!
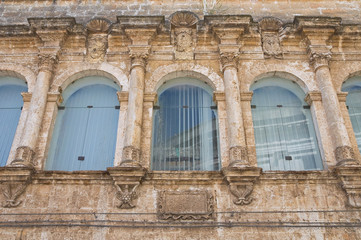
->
[0,83,27,166]
[152,84,220,171]
[342,84,361,154]
[46,84,119,171]
[251,86,323,171]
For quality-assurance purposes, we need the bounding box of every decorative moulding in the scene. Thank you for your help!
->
[334,166,361,208]
[157,190,214,220]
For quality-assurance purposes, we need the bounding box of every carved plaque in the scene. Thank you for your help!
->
[157,190,214,220]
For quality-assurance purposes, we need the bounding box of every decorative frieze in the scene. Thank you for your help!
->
[157,190,214,220]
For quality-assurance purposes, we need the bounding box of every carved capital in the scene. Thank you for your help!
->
[304,91,322,105]
[38,54,58,73]
[120,146,141,167]
[337,92,348,103]
[220,52,239,72]
[222,166,262,206]
[117,91,129,103]
[213,91,225,105]
[143,92,158,104]
[129,46,150,70]
[259,18,283,59]
[335,146,358,166]
[47,92,63,106]
[307,46,332,71]
[334,166,361,208]
[11,146,35,168]
[229,146,249,167]
[240,91,253,102]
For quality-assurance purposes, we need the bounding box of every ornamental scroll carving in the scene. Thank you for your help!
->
[86,18,111,63]
[115,184,139,209]
[2,179,30,208]
[308,47,332,71]
[38,54,58,73]
[170,11,198,60]
[259,18,283,59]
[157,190,214,220]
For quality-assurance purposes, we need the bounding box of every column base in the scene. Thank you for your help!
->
[334,166,361,208]
[10,146,35,169]
[120,146,142,167]
[228,146,249,168]
[335,146,359,166]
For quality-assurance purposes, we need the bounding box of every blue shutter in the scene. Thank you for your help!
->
[0,83,27,166]
[46,84,119,171]
[251,86,323,171]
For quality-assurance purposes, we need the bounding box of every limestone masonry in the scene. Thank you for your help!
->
[0,0,361,239]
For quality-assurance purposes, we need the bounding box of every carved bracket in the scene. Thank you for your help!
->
[107,166,147,209]
[334,166,361,208]
[222,166,261,206]
[0,167,34,208]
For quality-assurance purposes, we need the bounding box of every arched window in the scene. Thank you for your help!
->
[0,77,27,166]
[46,76,120,171]
[342,76,361,153]
[151,78,220,171]
[251,78,322,171]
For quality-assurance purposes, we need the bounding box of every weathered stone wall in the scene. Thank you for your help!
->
[0,1,361,239]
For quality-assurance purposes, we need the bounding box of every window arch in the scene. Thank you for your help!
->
[151,77,220,171]
[46,76,120,171]
[0,77,27,166]
[342,76,361,153]
[251,78,322,171]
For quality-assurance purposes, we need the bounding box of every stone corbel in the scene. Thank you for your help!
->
[144,92,158,105]
[304,91,322,105]
[222,166,261,205]
[337,92,348,103]
[213,91,225,105]
[0,167,34,208]
[107,166,147,209]
[334,166,361,208]
[47,91,63,106]
[117,91,129,104]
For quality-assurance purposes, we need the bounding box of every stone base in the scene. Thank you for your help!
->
[335,146,359,166]
[229,146,249,167]
[11,146,35,168]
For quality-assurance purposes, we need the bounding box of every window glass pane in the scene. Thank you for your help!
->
[152,84,220,171]
[46,84,119,171]
[252,86,322,171]
[343,85,361,153]
[0,84,27,166]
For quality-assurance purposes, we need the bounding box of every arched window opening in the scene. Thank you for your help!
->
[151,78,220,171]
[342,76,361,154]
[251,78,323,171]
[0,77,27,166]
[46,76,120,171]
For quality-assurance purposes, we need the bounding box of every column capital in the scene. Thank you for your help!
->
[307,45,332,71]
[219,50,240,72]
[304,91,322,105]
[47,92,63,106]
[337,92,348,103]
[143,92,158,105]
[240,91,253,101]
[117,91,129,103]
[129,46,150,70]
[38,53,58,73]
[213,91,225,105]
[21,92,32,102]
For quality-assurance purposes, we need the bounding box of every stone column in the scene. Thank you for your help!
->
[11,54,57,168]
[305,91,335,167]
[114,92,129,167]
[308,46,357,166]
[120,47,150,167]
[220,50,248,167]
[338,92,361,162]
[140,92,157,168]
[213,92,229,167]
[240,92,257,167]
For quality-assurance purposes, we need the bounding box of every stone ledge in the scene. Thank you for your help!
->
[32,171,113,184]
[146,171,224,185]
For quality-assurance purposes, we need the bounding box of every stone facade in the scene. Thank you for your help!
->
[0,1,361,239]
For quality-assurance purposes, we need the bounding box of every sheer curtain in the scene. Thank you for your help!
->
[152,84,220,171]
[343,85,361,153]
[46,84,119,171]
[251,86,322,171]
[0,82,27,166]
